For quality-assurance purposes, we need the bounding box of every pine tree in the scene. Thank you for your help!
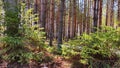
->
[57,0,65,51]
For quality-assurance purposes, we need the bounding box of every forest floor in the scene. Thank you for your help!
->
[0,41,120,68]
[0,55,72,68]
[0,52,86,68]
[0,52,120,68]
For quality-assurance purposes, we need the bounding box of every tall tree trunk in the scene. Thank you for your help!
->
[68,0,71,39]
[34,0,37,13]
[73,0,76,37]
[83,0,87,33]
[55,4,60,39]
[106,0,114,27]
[106,0,111,26]
[40,0,46,30]
[57,0,65,49]
[93,0,99,32]
[87,0,90,34]
[98,0,103,28]
[49,0,55,46]
[63,7,66,40]
[110,0,114,27]
[118,0,120,26]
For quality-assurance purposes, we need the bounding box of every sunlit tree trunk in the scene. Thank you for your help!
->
[71,0,76,38]
[106,0,114,27]
[110,0,114,27]
[106,0,111,26]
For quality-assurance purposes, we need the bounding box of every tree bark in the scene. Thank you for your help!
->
[40,0,46,30]
[98,0,103,28]
[57,0,65,49]
[93,0,99,32]
[49,0,55,46]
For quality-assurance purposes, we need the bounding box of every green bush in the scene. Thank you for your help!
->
[0,2,46,64]
[32,52,44,63]
[62,26,120,64]
[0,36,32,63]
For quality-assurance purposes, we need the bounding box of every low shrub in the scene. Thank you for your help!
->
[62,26,120,66]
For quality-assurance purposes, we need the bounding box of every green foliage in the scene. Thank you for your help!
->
[62,26,120,64]
[32,52,44,63]
[20,3,46,50]
[3,1,20,37]
[0,36,32,63]
[80,26,120,60]
[0,2,46,64]
[0,0,4,36]
[4,11,20,36]
[0,0,3,19]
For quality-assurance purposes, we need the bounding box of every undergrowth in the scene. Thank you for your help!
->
[62,26,120,67]
[0,2,49,64]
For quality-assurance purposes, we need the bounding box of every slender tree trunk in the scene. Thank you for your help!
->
[68,0,71,39]
[93,0,99,32]
[106,0,114,27]
[73,0,76,37]
[49,0,55,46]
[62,0,66,40]
[118,0,120,26]
[98,0,103,28]
[106,0,111,26]
[87,0,90,34]
[79,0,83,35]
[83,0,87,33]
[110,0,114,27]
[46,1,51,40]
[40,0,46,30]
[34,0,38,13]
[57,0,65,49]
[55,4,60,39]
